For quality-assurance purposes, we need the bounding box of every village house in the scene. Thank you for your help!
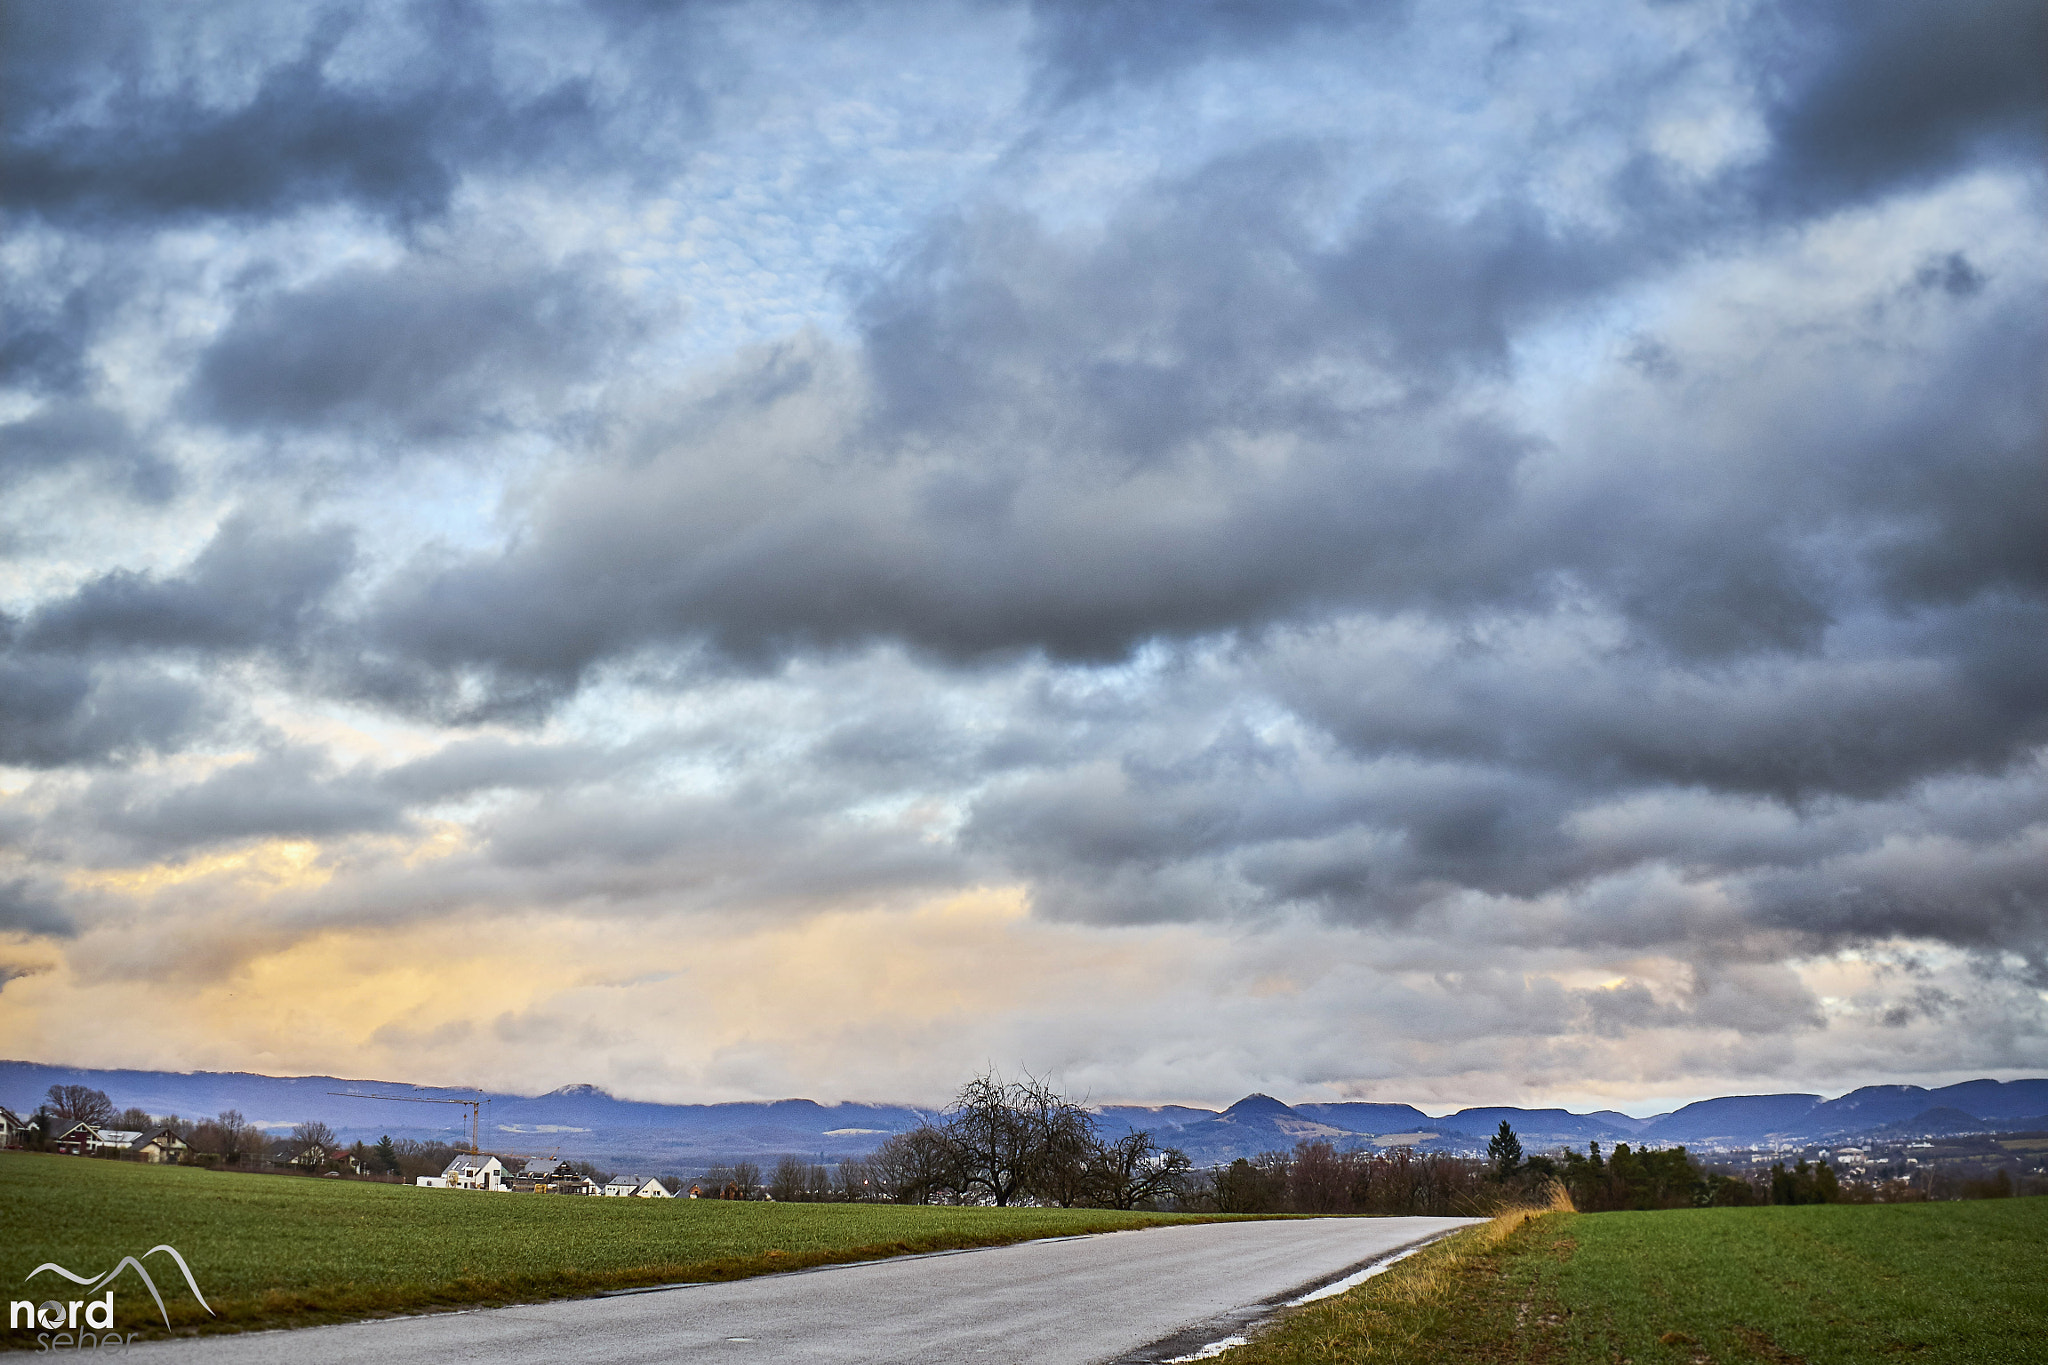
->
[288,1141,332,1170]
[604,1174,673,1198]
[506,1158,599,1194]
[51,1121,102,1155]
[0,1107,26,1148]
[521,1157,573,1181]
[438,1154,509,1190]
[129,1127,191,1164]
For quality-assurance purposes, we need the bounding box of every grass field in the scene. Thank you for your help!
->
[1233,1197,2048,1365]
[0,1152,1235,1344]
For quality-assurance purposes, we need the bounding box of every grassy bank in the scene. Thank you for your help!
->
[0,1151,1234,1343]
[1234,1196,2048,1365]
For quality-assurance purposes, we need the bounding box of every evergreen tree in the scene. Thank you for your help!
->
[1487,1121,1524,1178]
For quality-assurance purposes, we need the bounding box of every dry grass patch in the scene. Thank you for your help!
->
[1232,1187,1575,1365]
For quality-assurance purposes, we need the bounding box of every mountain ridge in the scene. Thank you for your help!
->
[6,1060,2044,1169]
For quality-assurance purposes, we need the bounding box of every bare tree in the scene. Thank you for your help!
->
[200,1110,272,1165]
[869,1127,960,1204]
[46,1085,114,1126]
[769,1155,809,1202]
[944,1071,1097,1207]
[290,1120,340,1164]
[836,1155,873,1202]
[1087,1131,1193,1210]
[730,1159,761,1199]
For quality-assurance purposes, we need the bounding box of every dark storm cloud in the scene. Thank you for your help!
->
[1273,605,2048,806]
[1745,819,2048,977]
[1749,0,2048,213]
[0,1,607,229]
[960,741,1584,927]
[0,272,110,396]
[0,518,347,770]
[0,877,76,938]
[1856,316,2048,611]
[0,654,214,770]
[189,254,641,439]
[0,403,177,502]
[27,516,354,656]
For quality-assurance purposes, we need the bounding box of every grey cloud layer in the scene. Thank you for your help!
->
[1,0,2043,1087]
[0,0,613,228]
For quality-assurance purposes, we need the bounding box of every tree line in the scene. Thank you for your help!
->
[1488,1120,2031,1209]
[16,1084,614,1184]
[720,1074,1501,1215]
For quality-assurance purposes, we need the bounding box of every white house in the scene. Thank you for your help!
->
[0,1107,29,1148]
[129,1128,191,1164]
[604,1174,672,1198]
[441,1154,508,1190]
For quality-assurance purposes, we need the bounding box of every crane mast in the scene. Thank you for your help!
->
[328,1088,488,1152]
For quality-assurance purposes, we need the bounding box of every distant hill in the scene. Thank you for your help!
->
[1637,1094,1824,1146]
[1141,1094,1363,1163]
[1807,1079,2048,1134]
[5,1060,2045,1171]
[1439,1107,1641,1146]
[1294,1101,1435,1132]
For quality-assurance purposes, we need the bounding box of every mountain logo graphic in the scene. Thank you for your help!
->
[26,1246,214,1328]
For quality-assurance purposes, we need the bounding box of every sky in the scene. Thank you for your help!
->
[0,0,2043,1116]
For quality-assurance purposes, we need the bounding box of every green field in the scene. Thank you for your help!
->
[1235,1198,2048,1365]
[0,1152,1233,1344]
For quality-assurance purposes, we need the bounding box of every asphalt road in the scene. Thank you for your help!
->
[130,1215,1478,1364]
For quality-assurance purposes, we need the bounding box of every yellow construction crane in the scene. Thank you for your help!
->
[328,1088,489,1153]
